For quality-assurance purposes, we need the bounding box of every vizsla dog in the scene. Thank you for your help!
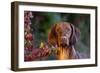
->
[48,22,80,60]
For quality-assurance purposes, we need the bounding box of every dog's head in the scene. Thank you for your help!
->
[48,22,80,48]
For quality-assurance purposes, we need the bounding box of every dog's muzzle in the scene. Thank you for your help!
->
[60,36,69,48]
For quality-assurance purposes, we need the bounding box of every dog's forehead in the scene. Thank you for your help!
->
[56,22,71,30]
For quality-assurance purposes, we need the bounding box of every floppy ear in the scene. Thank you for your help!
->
[75,28,80,42]
[70,24,80,46]
[48,24,58,46]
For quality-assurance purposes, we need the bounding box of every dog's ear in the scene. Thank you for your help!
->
[70,24,80,46]
[75,28,80,42]
[48,24,57,46]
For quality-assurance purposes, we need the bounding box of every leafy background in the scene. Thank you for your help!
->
[25,11,90,60]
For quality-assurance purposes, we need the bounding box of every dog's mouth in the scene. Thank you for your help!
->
[60,39,69,48]
[60,43,69,48]
[59,36,70,48]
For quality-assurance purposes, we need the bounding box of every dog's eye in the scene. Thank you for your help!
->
[66,28,70,32]
[65,30,70,33]
[56,28,62,34]
[58,30,62,34]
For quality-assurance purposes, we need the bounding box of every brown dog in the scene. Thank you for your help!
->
[48,22,80,60]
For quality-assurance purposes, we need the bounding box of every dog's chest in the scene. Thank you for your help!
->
[56,47,70,60]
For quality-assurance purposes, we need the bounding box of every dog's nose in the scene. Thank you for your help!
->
[61,36,67,42]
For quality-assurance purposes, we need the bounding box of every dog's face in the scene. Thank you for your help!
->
[48,22,80,48]
[55,22,72,47]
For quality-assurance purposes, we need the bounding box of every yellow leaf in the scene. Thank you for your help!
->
[39,42,44,49]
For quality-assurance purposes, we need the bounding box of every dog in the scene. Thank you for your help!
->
[48,22,80,60]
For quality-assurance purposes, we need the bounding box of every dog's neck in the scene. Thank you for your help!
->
[56,46,76,60]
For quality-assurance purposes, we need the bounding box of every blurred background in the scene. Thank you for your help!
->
[24,11,90,61]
